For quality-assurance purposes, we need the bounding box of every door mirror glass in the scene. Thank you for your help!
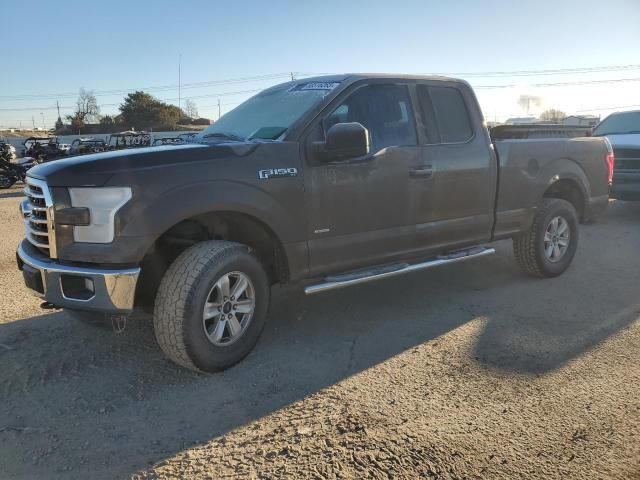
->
[318,122,369,161]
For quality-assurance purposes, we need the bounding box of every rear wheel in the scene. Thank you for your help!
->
[513,198,578,278]
[153,241,270,372]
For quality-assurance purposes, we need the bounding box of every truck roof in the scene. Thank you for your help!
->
[299,73,466,85]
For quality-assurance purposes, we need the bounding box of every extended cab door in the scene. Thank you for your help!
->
[407,82,497,254]
[303,82,423,276]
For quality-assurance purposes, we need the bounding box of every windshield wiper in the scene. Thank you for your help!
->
[201,132,246,142]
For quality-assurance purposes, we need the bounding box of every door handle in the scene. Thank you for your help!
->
[409,165,434,178]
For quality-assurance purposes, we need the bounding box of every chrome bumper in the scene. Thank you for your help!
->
[16,240,140,313]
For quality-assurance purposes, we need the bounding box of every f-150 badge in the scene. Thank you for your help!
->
[258,168,298,179]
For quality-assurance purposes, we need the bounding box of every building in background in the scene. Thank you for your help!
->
[562,115,599,127]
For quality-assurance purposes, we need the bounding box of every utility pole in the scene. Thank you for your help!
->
[41,112,45,130]
[178,54,182,111]
[217,99,221,120]
[32,116,35,130]
[56,101,61,120]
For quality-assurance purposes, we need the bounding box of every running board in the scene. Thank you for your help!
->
[304,246,495,295]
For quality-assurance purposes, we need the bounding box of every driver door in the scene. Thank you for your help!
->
[303,83,422,276]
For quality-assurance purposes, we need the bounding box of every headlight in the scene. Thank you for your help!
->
[68,187,132,243]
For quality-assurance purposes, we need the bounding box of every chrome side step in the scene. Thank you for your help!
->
[304,246,495,295]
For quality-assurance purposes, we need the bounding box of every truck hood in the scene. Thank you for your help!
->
[600,133,640,149]
[27,143,258,187]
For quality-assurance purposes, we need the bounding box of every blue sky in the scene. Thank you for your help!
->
[1,0,639,127]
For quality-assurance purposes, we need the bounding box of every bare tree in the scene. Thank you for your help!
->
[184,99,198,119]
[66,88,100,133]
[70,88,100,123]
[517,94,543,114]
[539,109,567,122]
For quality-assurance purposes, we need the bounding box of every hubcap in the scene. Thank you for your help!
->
[202,271,255,347]
[543,216,570,263]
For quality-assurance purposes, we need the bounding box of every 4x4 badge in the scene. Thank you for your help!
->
[258,168,298,179]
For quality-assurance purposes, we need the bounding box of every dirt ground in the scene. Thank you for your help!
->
[0,184,639,479]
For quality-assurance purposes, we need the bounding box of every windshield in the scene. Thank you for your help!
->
[197,81,340,141]
[592,111,640,136]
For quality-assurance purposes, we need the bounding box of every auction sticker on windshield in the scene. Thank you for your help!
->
[290,82,340,91]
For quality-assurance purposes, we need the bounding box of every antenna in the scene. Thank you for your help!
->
[178,54,182,111]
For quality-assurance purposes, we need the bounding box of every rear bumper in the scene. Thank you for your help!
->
[16,240,140,314]
[610,172,640,201]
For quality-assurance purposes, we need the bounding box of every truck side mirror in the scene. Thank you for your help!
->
[315,122,370,162]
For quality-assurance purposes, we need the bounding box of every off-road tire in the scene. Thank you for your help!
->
[153,241,270,373]
[513,198,579,278]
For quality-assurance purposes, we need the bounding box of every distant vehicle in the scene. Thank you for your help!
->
[177,132,198,143]
[22,137,70,161]
[16,74,612,373]
[152,137,183,147]
[592,110,640,200]
[152,132,198,147]
[0,141,17,161]
[107,131,151,150]
[69,138,108,156]
[0,156,37,189]
[491,124,592,140]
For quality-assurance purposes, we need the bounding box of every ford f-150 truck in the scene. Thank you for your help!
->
[16,74,612,372]
[592,109,640,200]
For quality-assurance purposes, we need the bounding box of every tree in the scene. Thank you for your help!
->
[539,109,567,122]
[184,99,198,119]
[65,88,100,133]
[100,115,115,126]
[68,114,84,134]
[54,116,64,131]
[119,91,183,130]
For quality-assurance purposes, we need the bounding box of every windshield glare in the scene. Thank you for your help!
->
[198,82,340,141]
[592,111,640,136]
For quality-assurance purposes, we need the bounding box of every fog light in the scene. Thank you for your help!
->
[60,275,95,301]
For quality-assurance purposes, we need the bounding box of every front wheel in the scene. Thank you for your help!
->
[153,241,270,372]
[513,198,579,278]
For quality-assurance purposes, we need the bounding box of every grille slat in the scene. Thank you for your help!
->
[23,178,56,257]
[613,147,640,172]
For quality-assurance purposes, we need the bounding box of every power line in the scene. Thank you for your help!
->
[0,73,293,101]
[3,64,640,102]
[576,104,640,112]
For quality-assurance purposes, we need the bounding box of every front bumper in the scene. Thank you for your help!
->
[16,240,140,314]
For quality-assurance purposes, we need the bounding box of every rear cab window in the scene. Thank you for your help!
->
[417,84,474,144]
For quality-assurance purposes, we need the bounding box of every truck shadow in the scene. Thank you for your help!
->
[0,202,638,479]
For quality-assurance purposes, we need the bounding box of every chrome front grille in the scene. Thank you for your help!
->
[22,177,57,258]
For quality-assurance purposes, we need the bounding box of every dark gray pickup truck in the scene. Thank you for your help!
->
[16,74,611,372]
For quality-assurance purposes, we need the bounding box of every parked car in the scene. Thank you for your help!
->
[16,74,611,372]
[107,131,150,150]
[22,137,70,161]
[69,138,108,156]
[592,110,640,200]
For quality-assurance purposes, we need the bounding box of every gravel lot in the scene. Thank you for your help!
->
[0,184,639,479]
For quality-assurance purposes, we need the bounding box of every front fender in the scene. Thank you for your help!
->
[131,179,303,246]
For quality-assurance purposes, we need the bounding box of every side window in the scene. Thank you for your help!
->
[325,84,417,152]
[418,85,473,143]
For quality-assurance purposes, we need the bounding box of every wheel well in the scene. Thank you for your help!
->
[135,212,289,311]
[543,179,585,220]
